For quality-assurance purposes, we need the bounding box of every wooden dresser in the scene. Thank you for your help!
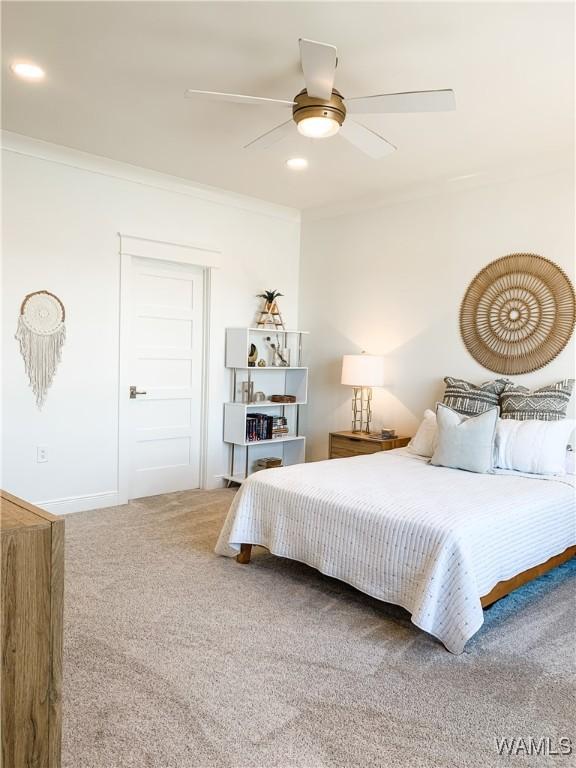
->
[1,491,64,768]
[329,431,410,459]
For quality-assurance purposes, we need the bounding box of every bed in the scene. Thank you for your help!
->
[215,448,575,653]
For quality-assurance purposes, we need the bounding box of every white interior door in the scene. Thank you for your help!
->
[124,256,204,499]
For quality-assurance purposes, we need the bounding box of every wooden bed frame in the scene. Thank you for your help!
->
[235,543,576,608]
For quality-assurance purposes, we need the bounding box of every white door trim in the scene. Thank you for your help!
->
[118,233,218,503]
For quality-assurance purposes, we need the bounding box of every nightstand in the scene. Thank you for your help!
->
[329,431,410,459]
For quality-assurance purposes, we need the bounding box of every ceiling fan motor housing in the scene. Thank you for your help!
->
[292,88,347,128]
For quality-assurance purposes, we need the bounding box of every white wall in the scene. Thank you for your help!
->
[299,170,575,460]
[1,133,300,511]
[3,136,574,504]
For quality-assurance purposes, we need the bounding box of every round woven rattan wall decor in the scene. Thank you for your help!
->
[460,253,575,375]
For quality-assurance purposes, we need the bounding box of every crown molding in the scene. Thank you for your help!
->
[1,130,301,224]
[303,152,573,221]
[3,131,570,224]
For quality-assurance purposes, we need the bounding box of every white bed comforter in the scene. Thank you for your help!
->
[215,449,575,653]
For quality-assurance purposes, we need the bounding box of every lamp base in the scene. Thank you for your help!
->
[351,386,373,434]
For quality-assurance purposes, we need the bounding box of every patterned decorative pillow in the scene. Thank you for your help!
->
[500,379,575,421]
[442,377,509,417]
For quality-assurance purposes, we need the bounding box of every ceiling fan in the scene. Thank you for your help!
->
[185,38,455,159]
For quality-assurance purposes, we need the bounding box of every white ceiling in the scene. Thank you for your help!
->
[2,1,573,210]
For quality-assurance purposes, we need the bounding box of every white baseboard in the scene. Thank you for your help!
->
[36,479,226,513]
[36,491,121,515]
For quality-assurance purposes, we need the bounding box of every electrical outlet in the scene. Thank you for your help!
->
[36,446,48,463]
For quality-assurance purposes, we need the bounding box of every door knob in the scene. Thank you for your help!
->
[129,385,147,399]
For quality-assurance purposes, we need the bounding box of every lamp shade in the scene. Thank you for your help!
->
[341,354,385,387]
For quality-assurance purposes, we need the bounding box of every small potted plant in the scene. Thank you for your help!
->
[256,289,285,329]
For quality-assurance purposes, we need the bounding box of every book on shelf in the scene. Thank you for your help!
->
[246,414,289,442]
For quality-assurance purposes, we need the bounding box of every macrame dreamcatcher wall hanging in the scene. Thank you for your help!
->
[16,290,66,408]
[460,254,575,375]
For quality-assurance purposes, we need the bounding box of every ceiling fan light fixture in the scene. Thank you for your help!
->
[184,39,455,156]
[297,116,340,138]
[292,88,346,139]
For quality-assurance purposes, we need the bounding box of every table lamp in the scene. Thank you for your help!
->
[341,352,385,434]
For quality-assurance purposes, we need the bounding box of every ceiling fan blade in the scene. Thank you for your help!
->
[345,89,456,114]
[244,120,295,150]
[299,38,337,100]
[339,120,397,159]
[185,89,295,107]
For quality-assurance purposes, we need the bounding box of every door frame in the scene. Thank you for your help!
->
[117,234,219,503]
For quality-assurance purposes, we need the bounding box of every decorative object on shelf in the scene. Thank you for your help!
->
[253,391,267,402]
[257,359,267,367]
[270,394,296,403]
[460,254,576,375]
[255,457,283,471]
[381,428,396,439]
[247,343,258,367]
[265,335,289,366]
[256,290,285,329]
[241,380,254,403]
[15,290,66,409]
[341,352,385,434]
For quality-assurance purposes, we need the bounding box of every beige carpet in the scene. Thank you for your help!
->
[63,489,575,768]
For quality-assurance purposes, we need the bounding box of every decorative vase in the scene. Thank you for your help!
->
[255,290,285,329]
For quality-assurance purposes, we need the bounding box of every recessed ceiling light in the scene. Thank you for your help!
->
[286,157,308,171]
[10,62,45,81]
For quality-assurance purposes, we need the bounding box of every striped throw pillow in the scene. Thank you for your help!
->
[442,376,509,417]
[500,379,575,421]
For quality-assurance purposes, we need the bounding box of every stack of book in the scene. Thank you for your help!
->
[245,414,290,442]
[271,415,289,438]
[255,457,283,471]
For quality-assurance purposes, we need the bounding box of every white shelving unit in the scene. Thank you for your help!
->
[224,327,308,484]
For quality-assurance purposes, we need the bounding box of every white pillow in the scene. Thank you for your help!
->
[408,409,437,457]
[494,418,575,475]
[431,404,498,474]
